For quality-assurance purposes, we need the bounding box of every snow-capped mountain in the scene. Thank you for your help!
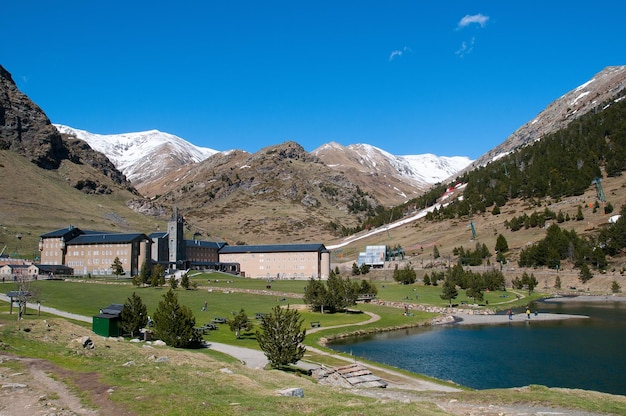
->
[54,125,218,188]
[313,142,472,186]
[55,124,471,203]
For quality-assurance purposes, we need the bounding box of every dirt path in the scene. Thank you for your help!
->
[0,354,134,416]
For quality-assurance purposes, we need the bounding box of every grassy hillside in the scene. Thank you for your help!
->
[2,277,626,415]
[0,151,167,258]
[329,173,626,295]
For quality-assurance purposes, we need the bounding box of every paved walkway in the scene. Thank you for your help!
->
[0,293,493,392]
[209,310,381,370]
[0,293,92,323]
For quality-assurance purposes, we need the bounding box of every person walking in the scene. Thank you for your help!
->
[508,309,512,320]
[526,307,531,319]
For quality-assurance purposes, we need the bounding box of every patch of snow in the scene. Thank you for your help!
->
[571,91,590,106]
[491,151,510,163]
[574,79,594,92]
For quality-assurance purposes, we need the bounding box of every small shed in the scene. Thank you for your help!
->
[92,304,124,337]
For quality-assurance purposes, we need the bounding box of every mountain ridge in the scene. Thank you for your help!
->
[54,125,472,201]
[1,63,625,258]
[465,65,626,173]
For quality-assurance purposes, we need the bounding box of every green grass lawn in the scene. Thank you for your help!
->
[3,277,626,416]
[1,271,545,351]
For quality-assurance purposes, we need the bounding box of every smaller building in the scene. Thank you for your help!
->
[30,264,74,278]
[357,245,387,268]
[92,304,124,337]
[219,243,330,279]
[0,264,30,279]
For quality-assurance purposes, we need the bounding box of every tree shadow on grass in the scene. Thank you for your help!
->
[236,331,256,340]
[267,365,312,376]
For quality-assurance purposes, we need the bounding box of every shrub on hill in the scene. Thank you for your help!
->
[153,289,200,348]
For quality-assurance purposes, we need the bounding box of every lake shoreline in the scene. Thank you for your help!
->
[543,294,626,303]
[447,294,626,326]
[448,311,589,326]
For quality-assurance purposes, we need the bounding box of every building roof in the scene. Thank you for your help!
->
[220,243,327,254]
[149,231,168,239]
[69,233,149,245]
[98,304,124,318]
[34,264,73,273]
[1,264,29,269]
[185,240,227,249]
[40,226,84,240]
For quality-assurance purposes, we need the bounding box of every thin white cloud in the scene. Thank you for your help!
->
[455,37,475,58]
[457,13,489,30]
[389,46,412,61]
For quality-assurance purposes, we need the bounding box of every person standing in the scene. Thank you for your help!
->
[508,309,512,320]
[526,307,531,319]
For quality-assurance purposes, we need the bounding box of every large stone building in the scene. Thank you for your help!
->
[148,208,235,272]
[219,243,330,279]
[38,226,151,276]
[38,211,329,279]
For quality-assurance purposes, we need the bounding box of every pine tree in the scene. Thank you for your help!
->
[495,234,509,253]
[228,309,252,339]
[152,264,164,288]
[120,292,148,338]
[393,263,416,285]
[169,276,179,289]
[303,277,328,313]
[576,205,584,221]
[153,289,199,348]
[111,257,124,280]
[521,272,539,295]
[433,245,440,259]
[440,279,458,306]
[423,273,431,286]
[579,263,593,283]
[139,260,151,286]
[611,280,621,294]
[257,305,306,368]
[180,272,190,289]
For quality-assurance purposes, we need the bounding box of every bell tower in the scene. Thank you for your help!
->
[167,206,185,269]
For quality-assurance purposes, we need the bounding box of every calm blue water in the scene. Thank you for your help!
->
[329,299,626,395]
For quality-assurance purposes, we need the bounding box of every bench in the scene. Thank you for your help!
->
[203,323,217,330]
[310,321,321,328]
[212,317,227,324]
[255,313,269,320]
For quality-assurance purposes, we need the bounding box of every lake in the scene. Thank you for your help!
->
[329,298,626,395]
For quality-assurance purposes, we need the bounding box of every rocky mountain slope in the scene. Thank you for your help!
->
[465,65,626,172]
[147,141,381,244]
[312,142,470,203]
[0,65,133,194]
[55,125,471,205]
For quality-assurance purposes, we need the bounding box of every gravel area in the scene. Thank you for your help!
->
[449,311,589,326]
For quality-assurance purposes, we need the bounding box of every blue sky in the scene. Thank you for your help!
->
[3,1,625,159]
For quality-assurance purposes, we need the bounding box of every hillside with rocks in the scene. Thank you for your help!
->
[0,65,135,195]
[465,65,626,173]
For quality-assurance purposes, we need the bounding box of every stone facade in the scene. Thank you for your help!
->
[219,244,330,280]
